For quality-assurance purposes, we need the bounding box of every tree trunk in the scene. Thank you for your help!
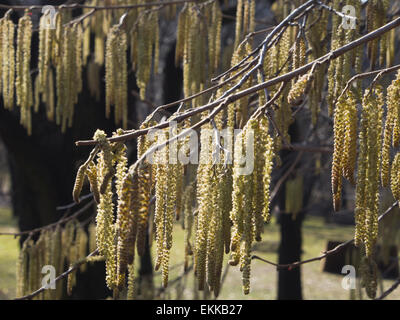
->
[275,121,315,300]
[277,211,304,300]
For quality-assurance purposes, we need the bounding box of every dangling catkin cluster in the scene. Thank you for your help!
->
[194,124,219,294]
[231,43,253,129]
[229,117,274,294]
[175,2,221,101]
[0,13,15,110]
[366,0,390,69]
[38,9,57,122]
[152,124,184,288]
[233,0,255,49]
[136,123,154,257]
[56,22,84,133]
[390,153,400,202]
[331,92,358,211]
[306,7,328,125]
[354,87,384,257]
[16,219,91,300]
[266,25,292,155]
[105,26,128,129]
[359,256,378,299]
[207,1,222,76]
[16,13,33,135]
[182,183,195,272]
[131,10,159,100]
[381,71,400,187]
[287,71,313,106]
[326,0,358,116]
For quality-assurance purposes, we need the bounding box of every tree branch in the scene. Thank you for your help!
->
[0,200,94,237]
[0,0,199,11]
[76,15,400,147]
[252,201,399,270]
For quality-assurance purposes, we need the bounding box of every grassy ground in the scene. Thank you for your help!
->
[1,206,400,300]
[0,207,18,300]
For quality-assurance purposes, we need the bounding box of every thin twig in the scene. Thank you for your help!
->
[0,200,94,237]
[375,278,400,300]
[252,201,399,270]
[76,15,400,147]
[0,0,198,11]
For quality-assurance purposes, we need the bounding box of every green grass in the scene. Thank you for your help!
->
[151,215,400,300]
[1,207,400,300]
[0,207,18,300]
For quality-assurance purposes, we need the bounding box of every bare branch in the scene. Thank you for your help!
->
[252,201,399,270]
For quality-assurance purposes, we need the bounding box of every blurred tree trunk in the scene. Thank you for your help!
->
[275,121,316,300]
[0,64,124,298]
[277,210,304,299]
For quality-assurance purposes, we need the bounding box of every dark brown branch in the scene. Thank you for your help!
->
[0,0,198,11]
[375,278,400,300]
[76,15,400,147]
[0,200,94,237]
[336,63,400,104]
[252,201,399,270]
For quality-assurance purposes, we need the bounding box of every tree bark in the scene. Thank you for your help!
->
[275,121,315,300]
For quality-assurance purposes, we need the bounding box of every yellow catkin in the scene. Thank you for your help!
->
[16,13,33,135]
[360,257,378,299]
[240,123,254,295]
[115,172,133,289]
[386,28,395,67]
[355,87,384,257]
[105,26,128,128]
[1,15,15,110]
[45,70,55,121]
[135,11,158,100]
[208,1,222,76]
[136,162,152,257]
[56,23,76,132]
[162,162,178,288]
[261,120,275,224]
[390,153,400,201]
[195,126,213,290]
[93,130,116,289]
[382,71,400,186]
[153,129,172,283]
[206,175,219,292]
[175,6,187,66]
[87,161,100,204]
[287,72,312,106]
[234,0,243,49]
[342,93,358,185]
[113,135,133,290]
[73,163,88,204]
[332,96,345,211]
[38,9,55,113]
[183,184,195,271]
